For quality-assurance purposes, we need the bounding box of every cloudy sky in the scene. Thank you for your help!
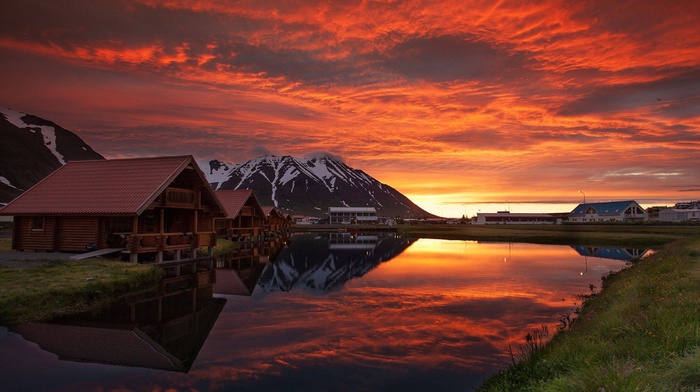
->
[1,0,699,216]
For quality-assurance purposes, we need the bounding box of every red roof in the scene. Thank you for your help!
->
[13,323,187,372]
[215,190,264,219]
[261,206,285,218]
[0,155,225,216]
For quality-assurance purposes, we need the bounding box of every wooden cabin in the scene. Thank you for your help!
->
[0,156,226,263]
[262,206,288,237]
[214,190,266,242]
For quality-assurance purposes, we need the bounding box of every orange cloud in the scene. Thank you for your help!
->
[0,0,698,215]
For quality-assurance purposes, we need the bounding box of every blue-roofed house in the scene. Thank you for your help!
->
[569,200,648,223]
[572,245,651,261]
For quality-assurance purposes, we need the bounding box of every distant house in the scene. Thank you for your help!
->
[474,211,560,225]
[0,156,226,262]
[328,207,378,224]
[568,200,648,223]
[214,190,266,241]
[658,208,700,223]
[293,215,319,225]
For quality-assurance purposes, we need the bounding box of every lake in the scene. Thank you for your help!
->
[0,233,644,391]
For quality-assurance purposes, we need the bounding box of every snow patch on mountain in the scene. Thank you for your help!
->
[0,176,22,190]
[1,107,66,165]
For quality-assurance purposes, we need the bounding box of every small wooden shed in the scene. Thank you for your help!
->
[0,155,227,262]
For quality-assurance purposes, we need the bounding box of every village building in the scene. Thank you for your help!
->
[293,215,320,225]
[214,190,266,242]
[657,208,700,223]
[568,200,648,223]
[0,156,226,263]
[328,206,378,224]
[261,206,289,236]
[474,211,561,225]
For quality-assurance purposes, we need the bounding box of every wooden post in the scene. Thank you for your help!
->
[159,208,165,235]
[130,216,139,263]
[157,297,163,324]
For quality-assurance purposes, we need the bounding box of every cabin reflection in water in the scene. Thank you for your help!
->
[213,235,288,296]
[12,278,225,373]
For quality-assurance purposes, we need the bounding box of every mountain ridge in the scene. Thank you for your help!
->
[0,107,104,203]
[207,154,434,218]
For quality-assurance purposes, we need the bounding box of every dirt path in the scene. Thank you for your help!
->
[0,251,74,267]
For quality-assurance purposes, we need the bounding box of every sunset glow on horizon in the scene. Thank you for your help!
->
[1,1,699,217]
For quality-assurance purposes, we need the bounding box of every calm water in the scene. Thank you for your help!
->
[0,234,643,391]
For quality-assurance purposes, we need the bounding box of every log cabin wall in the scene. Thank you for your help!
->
[56,217,100,252]
[12,216,57,251]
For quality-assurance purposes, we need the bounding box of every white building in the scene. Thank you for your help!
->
[658,208,700,223]
[328,207,378,224]
[569,200,647,223]
[474,211,560,225]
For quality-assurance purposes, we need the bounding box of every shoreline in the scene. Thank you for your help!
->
[476,235,700,391]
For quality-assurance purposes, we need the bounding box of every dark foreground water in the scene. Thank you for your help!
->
[0,234,645,391]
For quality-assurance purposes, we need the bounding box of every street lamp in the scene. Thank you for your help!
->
[578,190,586,204]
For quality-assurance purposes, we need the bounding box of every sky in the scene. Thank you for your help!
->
[1,0,699,217]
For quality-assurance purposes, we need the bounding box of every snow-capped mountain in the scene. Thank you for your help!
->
[207,154,434,218]
[257,233,416,293]
[0,107,104,203]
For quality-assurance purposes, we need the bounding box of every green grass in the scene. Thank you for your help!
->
[397,224,700,248]
[204,237,240,255]
[477,236,700,391]
[0,237,11,252]
[0,259,161,325]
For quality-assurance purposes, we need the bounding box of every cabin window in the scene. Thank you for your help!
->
[31,217,45,231]
[144,213,157,233]
[167,189,194,204]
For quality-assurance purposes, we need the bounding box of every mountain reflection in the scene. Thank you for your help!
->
[256,232,416,292]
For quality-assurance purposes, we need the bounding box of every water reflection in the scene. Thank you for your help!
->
[0,238,647,391]
[257,232,416,292]
[11,282,224,373]
[572,245,651,261]
[214,234,288,296]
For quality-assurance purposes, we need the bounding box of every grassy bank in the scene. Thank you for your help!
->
[0,237,239,325]
[0,259,161,325]
[476,236,700,391]
[397,224,700,248]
